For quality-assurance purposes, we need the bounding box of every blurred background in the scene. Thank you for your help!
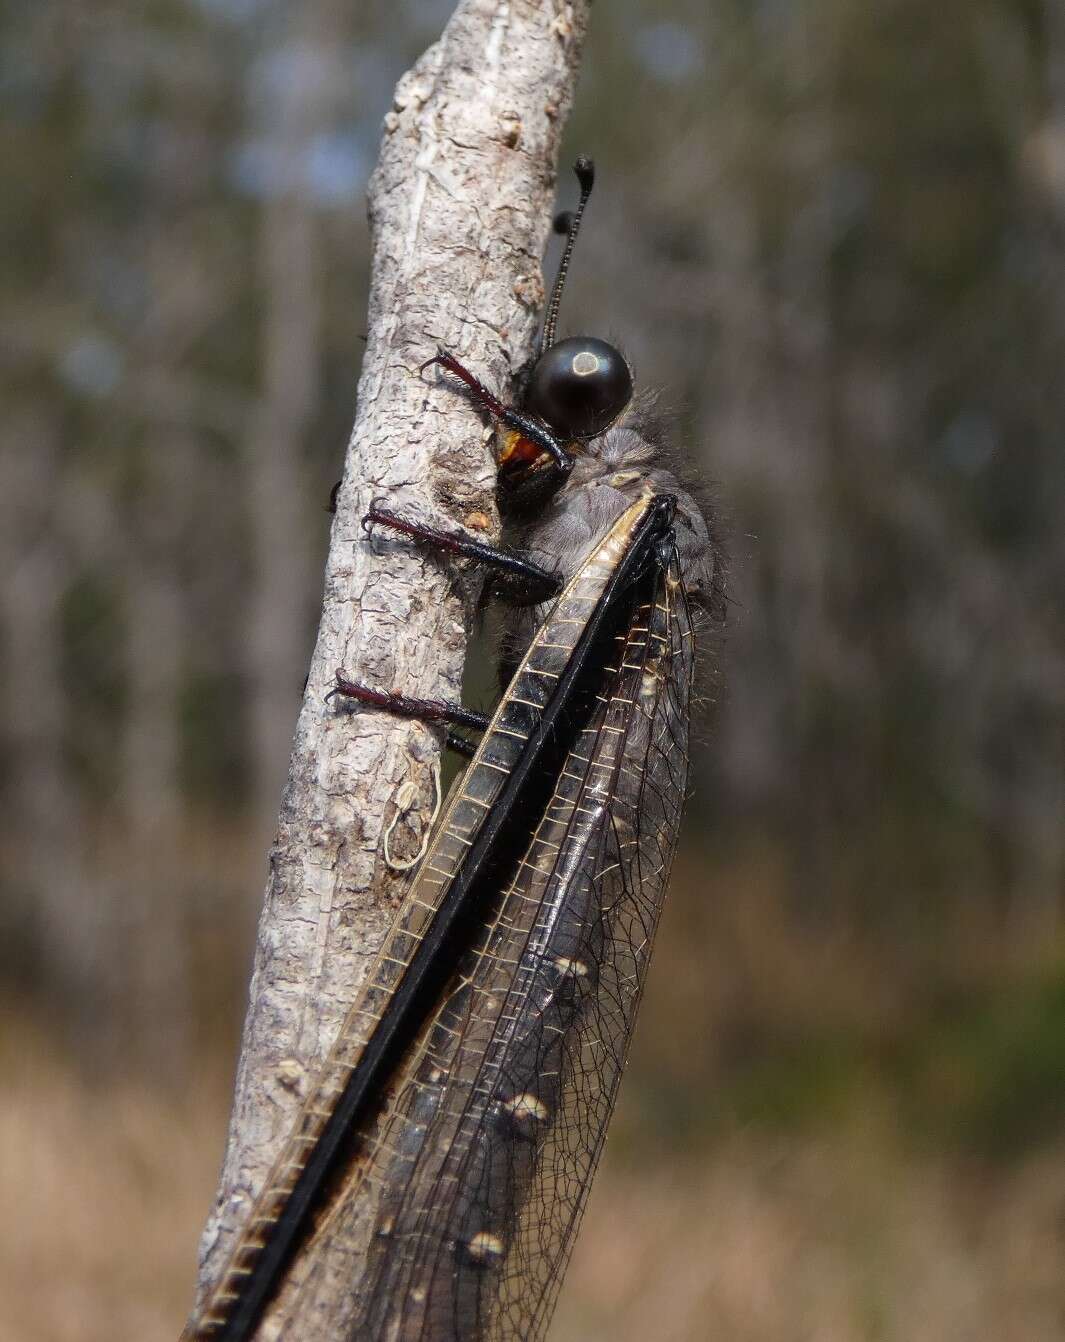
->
[4,1,1065,1338]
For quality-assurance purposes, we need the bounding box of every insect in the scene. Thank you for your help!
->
[187,158,721,1342]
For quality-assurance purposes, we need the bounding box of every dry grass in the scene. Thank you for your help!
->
[556,1126,1065,1342]
[0,1020,226,1342]
[4,1015,1065,1342]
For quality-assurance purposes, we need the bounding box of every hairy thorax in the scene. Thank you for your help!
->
[501,422,714,664]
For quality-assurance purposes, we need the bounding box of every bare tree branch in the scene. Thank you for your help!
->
[191,1,590,1336]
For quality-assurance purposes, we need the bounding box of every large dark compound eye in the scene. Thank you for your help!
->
[524,336,633,440]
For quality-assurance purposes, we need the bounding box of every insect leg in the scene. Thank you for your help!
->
[328,674,487,759]
[364,502,562,607]
[421,348,574,491]
[442,731,478,760]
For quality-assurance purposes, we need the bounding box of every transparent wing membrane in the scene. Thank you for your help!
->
[348,547,695,1340]
[190,496,697,1342]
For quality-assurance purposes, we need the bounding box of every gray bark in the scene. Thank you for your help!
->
[191,1,590,1335]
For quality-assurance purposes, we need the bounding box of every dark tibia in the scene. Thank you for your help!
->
[420,347,574,483]
[329,674,491,736]
[364,503,562,607]
[445,730,478,760]
[488,565,564,607]
[420,349,509,420]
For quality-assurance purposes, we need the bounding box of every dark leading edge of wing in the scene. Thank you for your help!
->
[351,497,697,1341]
[195,494,677,1342]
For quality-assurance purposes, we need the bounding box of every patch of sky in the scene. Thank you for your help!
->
[228,138,288,199]
[633,21,702,84]
[246,39,396,124]
[228,127,370,206]
[306,130,372,206]
[249,41,336,115]
[59,336,125,398]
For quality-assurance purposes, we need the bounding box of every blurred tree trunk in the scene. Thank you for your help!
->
[0,414,90,1003]
[190,2,590,1336]
[1005,0,1065,934]
[245,14,324,832]
[120,430,190,1064]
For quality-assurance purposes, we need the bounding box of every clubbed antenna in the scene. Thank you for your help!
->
[539,156,595,354]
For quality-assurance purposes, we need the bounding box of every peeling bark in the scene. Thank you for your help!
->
[191,1,590,1336]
